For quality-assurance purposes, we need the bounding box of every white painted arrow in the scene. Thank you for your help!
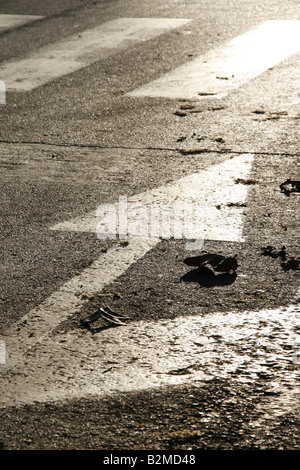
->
[2,152,299,410]
[1,154,253,369]
[51,153,254,244]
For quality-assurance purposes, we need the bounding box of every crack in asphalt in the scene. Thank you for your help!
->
[0,139,299,157]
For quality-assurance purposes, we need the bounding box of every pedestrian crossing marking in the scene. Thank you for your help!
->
[0,18,191,91]
[0,14,44,33]
[127,20,300,100]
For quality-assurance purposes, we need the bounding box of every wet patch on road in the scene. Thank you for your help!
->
[1,377,300,450]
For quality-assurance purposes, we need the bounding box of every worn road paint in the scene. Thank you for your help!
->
[128,20,300,99]
[0,18,191,91]
[0,14,44,33]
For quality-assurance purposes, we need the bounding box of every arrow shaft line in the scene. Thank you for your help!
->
[2,238,158,365]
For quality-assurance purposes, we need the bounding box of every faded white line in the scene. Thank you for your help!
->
[0,14,44,32]
[128,20,300,100]
[0,17,191,91]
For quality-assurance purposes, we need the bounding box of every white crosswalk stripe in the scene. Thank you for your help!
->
[128,20,300,100]
[0,14,43,32]
[0,17,191,91]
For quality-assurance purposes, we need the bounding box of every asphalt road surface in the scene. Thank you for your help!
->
[0,0,299,453]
